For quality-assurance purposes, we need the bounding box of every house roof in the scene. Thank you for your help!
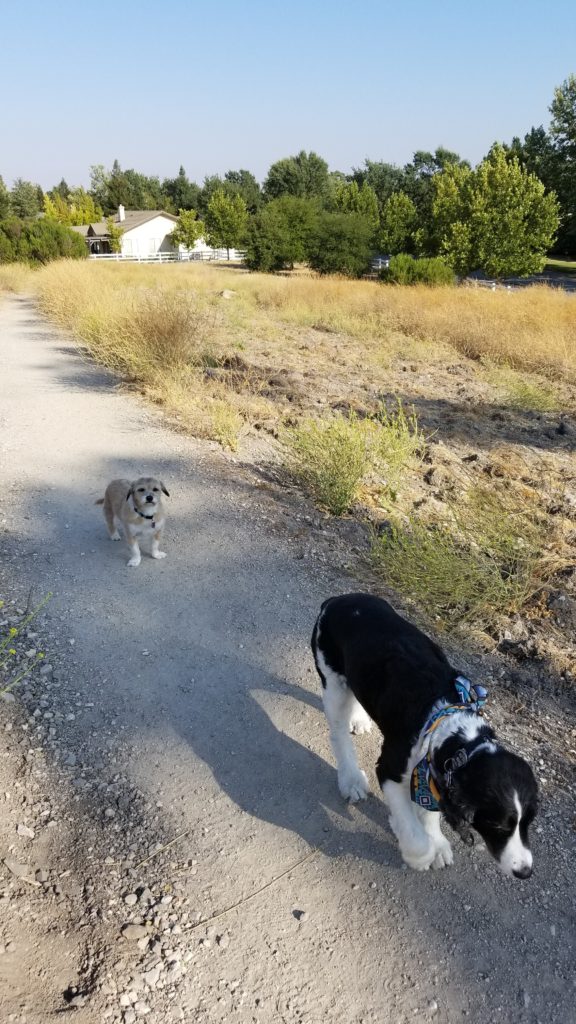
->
[113,210,178,231]
[70,225,89,236]
[78,210,178,238]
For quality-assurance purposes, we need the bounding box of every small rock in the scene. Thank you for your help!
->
[123,1010,136,1024]
[142,966,161,989]
[124,893,138,907]
[17,824,35,840]
[121,924,149,942]
[134,1003,151,1017]
[217,932,230,949]
[104,807,116,819]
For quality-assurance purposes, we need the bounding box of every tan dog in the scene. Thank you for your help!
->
[96,477,169,567]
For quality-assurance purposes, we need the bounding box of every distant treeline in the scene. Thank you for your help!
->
[1,76,574,277]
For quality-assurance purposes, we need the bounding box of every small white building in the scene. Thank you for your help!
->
[79,206,244,261]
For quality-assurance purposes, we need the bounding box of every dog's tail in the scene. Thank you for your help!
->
[94,498,105,505]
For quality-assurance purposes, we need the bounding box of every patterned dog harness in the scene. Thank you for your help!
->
[410,676,488,811]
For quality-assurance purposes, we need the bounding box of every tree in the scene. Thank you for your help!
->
[106,217,124,254]
[549,74,576,251]
[351,160,404,208]
[334,180,379,227]
[162,166,201,213]
[10,178,43,218]
[51,178,70,200]
[223,169,262,213]
[263,151,330,202]
[307,212,375,277]
[204,190,248,258]
[170,209,205,251]
[434,145,560,277]
[379,192,417,254]
[400,148,470,253]
[244,196,318,271]
[44,187,103,225]
[0,176,11,219]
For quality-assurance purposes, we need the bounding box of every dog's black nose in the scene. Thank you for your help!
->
[513,864,532,879]
[146,495,154,503]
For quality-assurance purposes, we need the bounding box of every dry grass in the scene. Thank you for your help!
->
[373,479,570,632]
[0,263,36,293]
[264,277,575,378]
[34,261,276,449]
[19,261,576,652]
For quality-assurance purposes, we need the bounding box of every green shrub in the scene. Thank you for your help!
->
[285,402,423,515]
[286,413,371,514]
[381,254,455,286]
[307,212,376,277]
[244,196,318,271]
[0,217,87,264]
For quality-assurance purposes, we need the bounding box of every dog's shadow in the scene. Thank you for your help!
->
[171,660,397,868]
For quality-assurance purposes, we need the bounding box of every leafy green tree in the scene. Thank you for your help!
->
[10,178,43,218]
[170,209,205,251]
[307,212,375,277]
[387,148,469,253]
[351,160,404,209]
[162,166,201,213]
[549,74,576,251]
[106,217,124,254]
[205,190,248,258]
[89,164,109,211]
[223,169,262,213]
[44,187,103,225]
[334,180,379,227]
[263,151,330,202]
[379,192,418,254]
[51,178,70,200]
[0,176,11,219]
[434,145,559,277]
[245,196,318,271]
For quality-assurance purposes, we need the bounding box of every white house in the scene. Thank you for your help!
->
[77,205,243,261]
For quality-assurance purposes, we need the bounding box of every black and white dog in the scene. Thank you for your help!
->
[312,593,538,878]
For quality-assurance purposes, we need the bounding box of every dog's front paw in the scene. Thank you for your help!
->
[127,557,141,567]
[338,769,370,803]
[151,550,167,559]
[402,845,436,872]
[432,837,454,869]
[110,531,121,541]
[349,710,372,735]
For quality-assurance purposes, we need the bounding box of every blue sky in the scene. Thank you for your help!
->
[4,0,576,190]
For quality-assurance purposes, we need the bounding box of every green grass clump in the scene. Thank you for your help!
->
[285,402,424,515]
[373,485,560,630]
[482,360,560,413]
[286,413,371,515]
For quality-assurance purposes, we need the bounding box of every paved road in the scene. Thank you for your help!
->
[0,294,574,1024]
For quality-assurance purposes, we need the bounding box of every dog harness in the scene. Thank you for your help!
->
[410,676,488,811]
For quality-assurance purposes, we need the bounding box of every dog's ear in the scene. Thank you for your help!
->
[126,487,134,502]
[441,791,475,846]
[160,483,170,497]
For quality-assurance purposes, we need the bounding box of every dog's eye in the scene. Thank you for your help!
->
[137,488,145,493]
[153,487,159,492]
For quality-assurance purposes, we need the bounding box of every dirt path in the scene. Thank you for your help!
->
[0,294,574,1024]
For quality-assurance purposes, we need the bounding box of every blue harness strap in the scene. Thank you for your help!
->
[410,675,488,812]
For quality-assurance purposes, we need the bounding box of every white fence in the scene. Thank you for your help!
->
[89,250,245,264]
